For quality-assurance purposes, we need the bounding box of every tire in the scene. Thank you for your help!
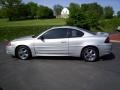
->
[16,46,31,60]
[81,47,99,62]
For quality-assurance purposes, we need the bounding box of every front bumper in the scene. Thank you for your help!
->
[6,45,15,56]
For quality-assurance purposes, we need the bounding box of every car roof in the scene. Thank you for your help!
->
[51,26,81,30]
[51,26,94,35]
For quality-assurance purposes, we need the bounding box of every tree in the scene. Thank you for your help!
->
[104,6,114,19]
[53,4,63,18]
[117,11,120,17]
[0,7,7,18]
[16,4,30,20]
[81,3,103,19]
[67,3,100,30]
[0,0,22,20]
[0,0,21,7]
[26,2,38,19]
[37,5,54,19]
[69,3,80,18]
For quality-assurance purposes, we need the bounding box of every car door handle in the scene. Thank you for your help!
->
[61,41,67,43]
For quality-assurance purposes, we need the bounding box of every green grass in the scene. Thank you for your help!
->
[0,18,120,41]
[0,26,54,41]
[0,18,66,41]
[0,18,66,27]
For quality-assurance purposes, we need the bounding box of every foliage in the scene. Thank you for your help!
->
[37,5,55,19]
[81,3,103,19]
[104,6,114,19]
[9,3,30,20]
[0,0,22,20]
[91,18,120,32]
[26,2,38,19]
[0,26,52,41]
[67,3,101,30]
[0,18,119,41]
[53,4,63,17]
[117,11,120,17]
[0,0,55,20]
[0,0,22,8]
[0,7,7,18]
[68,3,80,18]
[0,18,66,41]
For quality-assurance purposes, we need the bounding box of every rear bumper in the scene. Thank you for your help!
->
[98,43,112,56]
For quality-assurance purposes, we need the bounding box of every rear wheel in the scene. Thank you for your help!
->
[81,47,99,62]
[16,46,31,60]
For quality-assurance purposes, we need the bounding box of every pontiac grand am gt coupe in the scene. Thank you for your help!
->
[6,26,112,62]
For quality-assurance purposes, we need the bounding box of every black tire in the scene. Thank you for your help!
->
[16,46,31,60]
[81,47,99,62]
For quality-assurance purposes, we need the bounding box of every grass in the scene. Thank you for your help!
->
[0,18,66,41]
[0,26,53,41]
[0,18,120,41]
[0,18,66,27]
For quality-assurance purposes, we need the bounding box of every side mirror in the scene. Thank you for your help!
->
[32,35,35,38]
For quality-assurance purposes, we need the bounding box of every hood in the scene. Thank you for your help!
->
[12,35,34,42]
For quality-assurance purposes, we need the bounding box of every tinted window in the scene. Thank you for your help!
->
[42,28,68,39]
[68,29,84,37]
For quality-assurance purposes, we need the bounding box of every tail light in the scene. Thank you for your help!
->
[104,37,110,43]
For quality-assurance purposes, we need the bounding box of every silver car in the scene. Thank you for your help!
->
[6,26,112,62]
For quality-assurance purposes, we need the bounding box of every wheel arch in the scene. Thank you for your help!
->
[15,45,32,57]
[80,45,99,57]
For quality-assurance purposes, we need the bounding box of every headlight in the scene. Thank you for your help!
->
[6,41,11,46]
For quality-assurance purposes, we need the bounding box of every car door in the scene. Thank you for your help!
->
[34,28,69,56]
[68,28,84,57]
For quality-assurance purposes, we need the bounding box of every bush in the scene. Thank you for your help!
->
[66,3,99,30]
[66,12,90,30]
[91,18,120,32]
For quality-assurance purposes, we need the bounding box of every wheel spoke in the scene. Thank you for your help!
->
[83,48,97,61]
[18,47,29,60]
[89,50,93,54]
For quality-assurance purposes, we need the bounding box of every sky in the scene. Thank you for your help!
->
[23,0,120,14]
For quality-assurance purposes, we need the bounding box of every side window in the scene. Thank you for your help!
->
[42,28,68,39]
[69,29,84,38]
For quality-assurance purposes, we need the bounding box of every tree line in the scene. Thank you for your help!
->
[0,0,120,22]
[66,3,120,29]
[0,0,56,20]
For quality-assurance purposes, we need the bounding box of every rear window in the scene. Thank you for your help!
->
[69,29,84,37]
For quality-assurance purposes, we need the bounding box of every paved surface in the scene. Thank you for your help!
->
[0,42,120,90]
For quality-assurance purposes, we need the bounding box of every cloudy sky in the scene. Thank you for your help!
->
[23,0,120,14]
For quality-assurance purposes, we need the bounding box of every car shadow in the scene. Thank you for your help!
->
[32,56,81,61]
[0,87,3,90]
[100,53,115,61]
[31,53,115,61]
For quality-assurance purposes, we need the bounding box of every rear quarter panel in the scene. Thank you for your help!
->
[69,36,107,57]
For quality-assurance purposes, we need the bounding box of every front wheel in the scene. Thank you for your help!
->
[81,47,99,62]
[16,46,31,60]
